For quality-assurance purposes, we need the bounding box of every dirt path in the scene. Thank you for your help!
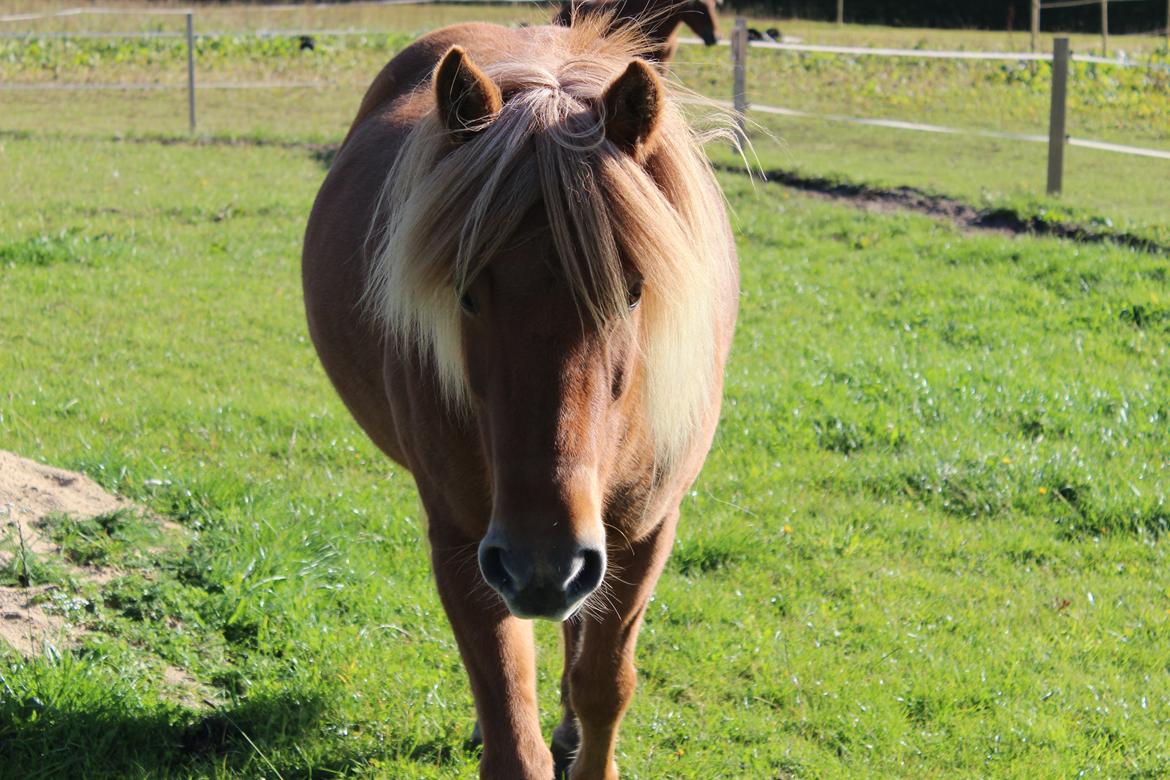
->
[717,163,1170,255]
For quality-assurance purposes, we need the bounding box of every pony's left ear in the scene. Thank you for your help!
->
[434,46,502,141]
[601,60,664,155]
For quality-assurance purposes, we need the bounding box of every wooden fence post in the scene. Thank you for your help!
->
[837,0,844,26]
[1046,37,1070,195]
[732,18,747,136]
[186,11,196,132]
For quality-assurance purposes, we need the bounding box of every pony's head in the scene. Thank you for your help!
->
[554,0,721,59]
[679,0,720,46]
[367,23,733,620]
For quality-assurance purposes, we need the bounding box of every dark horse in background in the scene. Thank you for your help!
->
[554,0,721,62]
[303,15,737,780]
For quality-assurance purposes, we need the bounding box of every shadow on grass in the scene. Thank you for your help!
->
[0,688,367,779]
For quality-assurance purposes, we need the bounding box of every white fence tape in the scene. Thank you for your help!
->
[0,7,193,23]
[740,100,1170,160]
[0,28,413,40]
[678,36,1160,69]
[5,29,1159,73]
[1068,137,1170,160]
[738,101,1048,143]
[0,0,430,24]
[0,0,546,24]
[0,80,329,91]
[0,30,186,39]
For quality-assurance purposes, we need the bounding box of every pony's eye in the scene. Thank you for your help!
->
[459,291,477,314]
[627,278,643,310]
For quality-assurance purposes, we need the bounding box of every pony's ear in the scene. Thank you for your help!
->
[602,60,664,155]
[434,46,502,141]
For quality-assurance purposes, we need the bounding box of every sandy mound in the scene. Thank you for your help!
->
[0,450,135,655]
[0,451,213,706]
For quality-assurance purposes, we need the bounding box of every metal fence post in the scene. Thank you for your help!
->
[186,11,196,132]
[732,18,747,136]
[1046,37,1070,195]
[1030,0,1039,52]
[1100,0,1109,55]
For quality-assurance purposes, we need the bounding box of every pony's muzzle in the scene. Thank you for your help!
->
[477,535,605,621]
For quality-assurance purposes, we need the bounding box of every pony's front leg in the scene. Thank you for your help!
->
[567,512,679,780]
[430,524,554,780]
[551,619,582,776]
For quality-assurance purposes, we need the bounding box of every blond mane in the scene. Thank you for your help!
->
[366,19,735,467]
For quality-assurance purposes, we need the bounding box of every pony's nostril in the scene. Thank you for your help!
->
[566,547,605,600]
[478,543,513,594]
[479,542,535,595]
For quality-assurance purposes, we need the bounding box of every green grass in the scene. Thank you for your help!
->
[1,126,1168,777]
[1,5,1169,776]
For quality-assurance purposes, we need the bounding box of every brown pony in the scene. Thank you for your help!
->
[554,0,721,62]
[303,18,738,780]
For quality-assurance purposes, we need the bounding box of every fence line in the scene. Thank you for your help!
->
[0,0,543,24]
[0,80,330,91]
[678,36,1162,69]
[3,29,1162,70]
[0,7,193,23]
[1070,136,1170,158]
[1041,0,1151,8]
[2,20,1158,69]
[740,102,1046,143]
[737,39,1052,61]
[0,0,430,24]
[0,28,415,40]
[3,12,1167,172]
[731,100,1170,161]
[0,30,186,39]
[721,25,1170,198]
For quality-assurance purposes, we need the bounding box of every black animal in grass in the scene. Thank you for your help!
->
[747,27,783,43]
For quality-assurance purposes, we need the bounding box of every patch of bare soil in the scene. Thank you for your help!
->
[0,452,214,705]
[0,451,132,655]
[0,451,215,704]
[0,452,186,659]
[0,584,67,657]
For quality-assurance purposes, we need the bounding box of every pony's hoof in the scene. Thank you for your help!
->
[552,750,574,780]
[550,721,579,779]
[466,720,482,750]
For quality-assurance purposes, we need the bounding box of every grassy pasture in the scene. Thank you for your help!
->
[2,9,1168,241]
[2,134,1169,779]
[2,4,1170,779]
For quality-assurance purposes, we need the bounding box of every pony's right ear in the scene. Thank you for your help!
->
[434,47,502,141]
